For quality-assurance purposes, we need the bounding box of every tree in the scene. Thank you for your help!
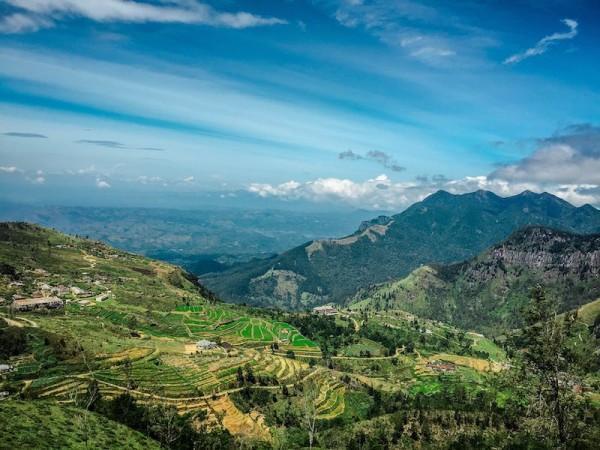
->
[301,379,319,449]
[147,403,183,449]
[518,285,583,447]
[236,366,245,386]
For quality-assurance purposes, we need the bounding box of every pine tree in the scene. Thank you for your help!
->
[519,285,581,447]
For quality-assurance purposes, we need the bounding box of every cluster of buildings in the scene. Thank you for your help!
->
[12,297,64,312]
[312,305,338,316]
[426,360,457,373]
[5,279,114,312]
[196,340,233,353]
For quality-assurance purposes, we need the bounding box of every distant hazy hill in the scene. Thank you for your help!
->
[203,190,600,310]
[0,203,376,272]
[350,226,600,334]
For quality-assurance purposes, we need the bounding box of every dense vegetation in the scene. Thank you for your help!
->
[351,226,600,334]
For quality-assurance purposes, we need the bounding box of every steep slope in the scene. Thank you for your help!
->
[203,190,600,309]
[0,221,216,311]
[0,401,161,449]
[349,226,600,334]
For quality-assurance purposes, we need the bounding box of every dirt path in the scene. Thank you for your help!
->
[81,251,97,269]
[0,314,39,328]
[278,346,402,361]
[2,317,24,328]
[337,312,361,332]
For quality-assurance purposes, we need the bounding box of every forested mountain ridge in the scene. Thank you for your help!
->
[349,226,600,334]
[203,190,600,310]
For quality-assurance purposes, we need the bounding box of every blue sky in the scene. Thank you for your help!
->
[1,0,599,210]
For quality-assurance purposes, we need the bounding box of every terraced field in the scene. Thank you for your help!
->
[175,305,318,346]
[315,377,346,419]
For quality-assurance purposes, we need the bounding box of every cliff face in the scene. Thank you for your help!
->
[350,227,600,334]
[467,227,600,283]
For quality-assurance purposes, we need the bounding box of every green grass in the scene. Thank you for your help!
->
[468,333,506,362]
[0,400,160,449]
[575,298,600,325]
[341,338,386,357]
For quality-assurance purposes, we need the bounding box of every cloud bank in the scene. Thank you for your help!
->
[0,0,287,33]
[490,124,600,184]
[249,124,600,210]
[504,18,578,64]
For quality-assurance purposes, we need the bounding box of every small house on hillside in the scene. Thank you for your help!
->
[13,297,63,312]
[426,360,456,373]
[0,364,14,374]
[220,342,233,351]
[196,339,218,352]
[70,286,93,297]
[313,305,337,316]
[95,292,111,302]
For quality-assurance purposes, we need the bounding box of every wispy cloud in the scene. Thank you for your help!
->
[76,140,164,151]
[504,18,578,65]
[137,146,164,152]
[3,131,47,138]
[77,139,126,149]
[96,178,111,189]
[0,165,19,173]
[339,149,405,172]
[27,169,45,184]
[0,0,287,34]
[323,0,492,65]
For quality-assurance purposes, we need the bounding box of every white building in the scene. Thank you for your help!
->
[0,364,14,373]
[196,339,218,352]
[312,305,337,316]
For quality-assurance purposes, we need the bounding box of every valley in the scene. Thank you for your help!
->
[1,191,599,449]
[0,221,546,449]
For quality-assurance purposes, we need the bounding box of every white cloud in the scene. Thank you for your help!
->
[504,18,578,65]
[326,0,493,66]
[0,12,50,33]
[137,175,164,185]
[0,0,287,34]
[96,178,111,189]
[490,125,600,185]
[0,165,19,173]
[77,165,97,175]
[28,175,45,184]
[248,171,600,211]
[249,174,426,210]
[183,176,195,183]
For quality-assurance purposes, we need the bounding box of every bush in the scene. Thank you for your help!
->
[0,327,28,358]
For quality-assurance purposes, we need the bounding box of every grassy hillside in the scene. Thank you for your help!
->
[0,401,161,449]
[1,222,598,448]
[203,190,600,310]
[350,226,600,334]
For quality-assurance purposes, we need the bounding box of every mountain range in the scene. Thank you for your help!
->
[202,190,600,310]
